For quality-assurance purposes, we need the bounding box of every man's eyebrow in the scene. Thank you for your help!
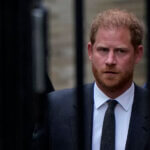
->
[96,46,109,50]
[115,47,129,50]
[96,45,108,48]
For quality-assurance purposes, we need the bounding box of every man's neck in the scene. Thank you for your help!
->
[96,81,133,99]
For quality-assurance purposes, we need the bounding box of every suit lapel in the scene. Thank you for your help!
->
[83,83,94,150]
[125,85,150,150]
[69,83,94,150]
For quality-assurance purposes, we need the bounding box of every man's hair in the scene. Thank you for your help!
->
[90,9,144,49]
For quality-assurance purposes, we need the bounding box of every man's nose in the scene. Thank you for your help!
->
[105,51,116,65]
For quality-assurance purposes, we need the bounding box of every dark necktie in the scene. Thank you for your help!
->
[100,100,118,150]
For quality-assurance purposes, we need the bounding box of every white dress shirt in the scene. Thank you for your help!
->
[92,82,134,150]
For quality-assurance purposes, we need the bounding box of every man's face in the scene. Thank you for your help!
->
[88,27,143,97]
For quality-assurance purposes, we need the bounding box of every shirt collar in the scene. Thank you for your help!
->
[94,82,135,111]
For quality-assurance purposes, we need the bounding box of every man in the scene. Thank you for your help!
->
[34,9,150,150]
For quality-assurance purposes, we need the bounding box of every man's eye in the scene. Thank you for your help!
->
[98,48,108,52]
[116,49,126,53]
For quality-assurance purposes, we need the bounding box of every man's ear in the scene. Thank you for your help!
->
[135,45,143,64]
[88,42,93,60]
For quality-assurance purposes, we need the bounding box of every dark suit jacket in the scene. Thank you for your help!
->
[33,83,150,150]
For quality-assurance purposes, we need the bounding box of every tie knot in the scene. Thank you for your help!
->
[107,100,118,110]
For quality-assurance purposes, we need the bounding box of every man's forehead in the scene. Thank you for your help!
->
[97,26,130,33]
[95,43,129,50]
[95,27,131,41]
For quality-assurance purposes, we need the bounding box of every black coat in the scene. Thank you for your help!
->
[33,83,150,150]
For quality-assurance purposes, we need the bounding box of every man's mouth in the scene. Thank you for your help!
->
[104,71,118,74]
[103,71,119,77]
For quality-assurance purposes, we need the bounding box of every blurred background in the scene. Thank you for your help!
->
[44,0,147,90]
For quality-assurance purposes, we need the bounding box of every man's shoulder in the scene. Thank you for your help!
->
[48,87,75,98]
[47,83,94,113]
[134,84,150,106]
[48,82,94,101]
[135,84,149,95]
